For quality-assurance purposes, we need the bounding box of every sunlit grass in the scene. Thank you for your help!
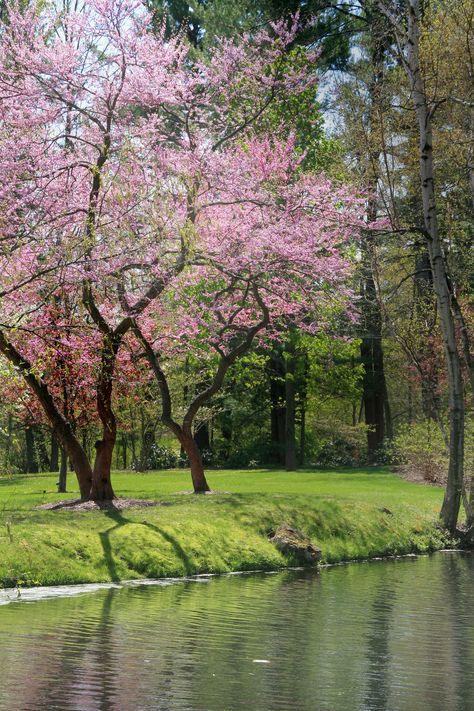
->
[0,467,450,588]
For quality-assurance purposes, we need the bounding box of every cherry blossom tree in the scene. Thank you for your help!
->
[0,0,362,498]
[132,137,363,491]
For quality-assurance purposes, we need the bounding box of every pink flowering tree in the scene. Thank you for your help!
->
[0,0,361,498]
[132,137,362,491]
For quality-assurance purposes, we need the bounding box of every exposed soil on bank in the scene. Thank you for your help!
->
[36,498,167,512]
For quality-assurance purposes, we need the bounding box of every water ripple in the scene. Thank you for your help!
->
[0,554,473,711]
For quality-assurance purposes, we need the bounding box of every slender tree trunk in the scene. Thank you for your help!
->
[299,406,306,466]
[359,33,390,457]
[25,427,38,474]
[50,434,59,472]
[58,447,67,493]
[361,331,386,454]
[5,414,12,468]
[404,0,464,531]
[285,343,297,471]
[383,381,393,439]
[360,224,387,456]
[34,426,49,471]
[122,435,127,470]
[268,349,286,464]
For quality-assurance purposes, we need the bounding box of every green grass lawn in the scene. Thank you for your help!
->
[0,467,451,589]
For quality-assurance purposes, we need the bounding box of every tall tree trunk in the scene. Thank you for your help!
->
[390,0,466,531]
[285,342,297,471]
[299,406,306,466]
[50,434,59,472]
[360,247,388,455]
[25,426,38,474]
[34,426,50,472]
[413,248,440,419]
[361,328,386,454]
[268,349,286,465]
[122,435,127,470]
[58,447,67,493]
[359,30,390,458]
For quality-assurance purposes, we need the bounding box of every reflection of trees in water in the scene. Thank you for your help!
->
[3,556,474,711]
[27,588,119,711]
[363,580,395,711]
[442,554,474,711]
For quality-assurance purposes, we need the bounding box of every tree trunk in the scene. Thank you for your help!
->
[403,0,464,532]
[299,406,306,466]
[25,426,38,474]
[413,248,440,419]
[359,31,390,458]
[285,343,297,471]
[383,380,393,439]
[50,434,59,472]
[361,332,386,454]
[34,426,50,471]
[180,432,210,492]
[90,334,118,500]
[91,437,116,500]
[58,446,67,493]
[122,435,127,470]
[268,350,286,465]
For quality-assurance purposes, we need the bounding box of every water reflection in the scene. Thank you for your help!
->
[0,554,473,711]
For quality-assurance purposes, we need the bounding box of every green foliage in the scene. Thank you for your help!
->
[133,444,179,471]
[391,419,474,483]
[146,0,353,70]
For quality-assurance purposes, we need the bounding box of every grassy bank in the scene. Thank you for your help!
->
[0,467,452,588]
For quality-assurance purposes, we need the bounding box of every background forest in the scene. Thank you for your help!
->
[0,0,472,530]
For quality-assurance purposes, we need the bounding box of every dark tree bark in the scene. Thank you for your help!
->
[285,341,297,471]
[25,427,38,474]
[50,434,59,472]
[89,333,119,501]
[358,21,391,457]
[34,427,50,471]
[179,430,210,493]
[58,447,67,493]
[268,349,286,465]
[360,234,388,455]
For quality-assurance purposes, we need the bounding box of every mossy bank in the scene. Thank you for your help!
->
[0,467,453,589]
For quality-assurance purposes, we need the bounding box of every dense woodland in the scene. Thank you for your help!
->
[0,0,472,531]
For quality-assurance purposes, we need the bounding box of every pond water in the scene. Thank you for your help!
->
[0,553,473,711]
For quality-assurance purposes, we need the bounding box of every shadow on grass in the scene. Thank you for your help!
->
[100,506,193,581]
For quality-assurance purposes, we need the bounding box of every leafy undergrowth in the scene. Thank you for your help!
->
[0,467,452,588]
